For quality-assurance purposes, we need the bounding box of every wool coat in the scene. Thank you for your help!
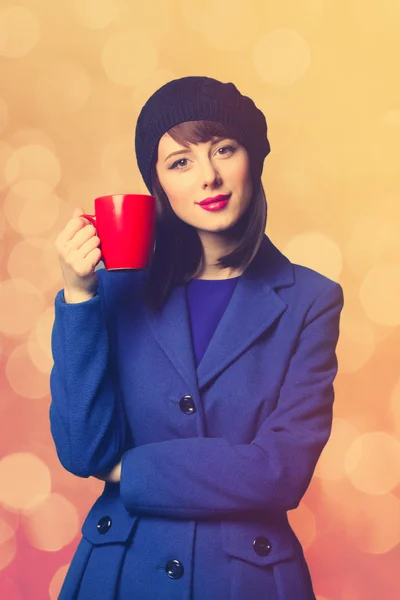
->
[49,234,344,600]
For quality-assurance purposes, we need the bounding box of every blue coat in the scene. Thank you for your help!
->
[49,234,344,600]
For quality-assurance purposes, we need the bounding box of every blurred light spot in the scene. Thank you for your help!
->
[345,207,400,275]
[0,518,16,571]
[35,62,92,115]
[0,6,40,58]
[7,128,57,153]
[6,344,50,399]
[287,502,316,550]
[70,0,121,29]
[7,237,62,294]
[49,564,69,600]
[0,96,7,134]
[253,29,311,85]
[22,493,79,551]
[359,265,400,326]
[101,31,157,87]
[390,377,400,435]
[348,493,400,554]
[27,307,55,374]
[0,278,43,336]
[335,311,375,373]
[0,453,51,511]
[4,189,61,234]
[181,0,259,52]
[283,231,343,281]
[0,140,13,191]
[4,144,61,197]
[345,432,400,494]
[382,109,400,125]
[101,133,137,188]
[315,418,360,481]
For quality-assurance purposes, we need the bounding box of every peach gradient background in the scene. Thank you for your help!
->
[0,1,399,598]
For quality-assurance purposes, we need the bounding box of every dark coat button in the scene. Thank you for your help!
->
[179,395,196,415]
[165,559,184,579]
[97,516,112,534]
[253,535,272,556]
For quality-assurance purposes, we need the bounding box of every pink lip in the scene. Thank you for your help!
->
[198,194,231,206]
[199,199,230,212]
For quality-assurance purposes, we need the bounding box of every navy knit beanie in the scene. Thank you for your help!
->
[135,75,271,194]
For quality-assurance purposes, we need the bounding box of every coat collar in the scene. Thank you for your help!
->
[144,234,295,391]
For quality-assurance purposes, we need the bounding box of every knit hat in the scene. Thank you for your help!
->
[135,75,271,194]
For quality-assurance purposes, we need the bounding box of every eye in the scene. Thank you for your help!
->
[168,145,237,170]
[217,145,237,155]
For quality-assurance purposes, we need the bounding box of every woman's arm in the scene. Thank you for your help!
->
[49,270,128,478]
[115,282,344,519]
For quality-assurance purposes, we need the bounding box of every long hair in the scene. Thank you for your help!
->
[142,120,268,313]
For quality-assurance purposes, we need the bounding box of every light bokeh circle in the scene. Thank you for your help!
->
[0,453,51,511]
[35,62,92,115]
[22,493,79,551]
[359,265,400,327]
[49,564,70,600]
[315,418,360,481]
[345,431,400,495]
[0,140,13,192]
[283,231,343,281]
[0,278,44,336]
[0,6,40,58]
[0,96,7,134]
[4,144,61,197]
[101,31,158,87]
[4,190,61,235]
[70,0,121,29]
[349,492,400,555]
[335,312,375,373]
[6,343,51,399]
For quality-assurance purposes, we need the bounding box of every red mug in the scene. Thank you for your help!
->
[81,194,156,270]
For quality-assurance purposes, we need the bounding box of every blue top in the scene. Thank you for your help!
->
[185,277,240,366]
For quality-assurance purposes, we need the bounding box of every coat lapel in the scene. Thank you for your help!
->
[196,235,294,389]
[145,235,294,392]
[144,282,198,391]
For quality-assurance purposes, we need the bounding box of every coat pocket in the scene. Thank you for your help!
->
[221,517,313,600]
[221,516,296,567]
[81,483,139,545]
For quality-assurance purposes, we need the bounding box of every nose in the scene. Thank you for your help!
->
[200,159,222,188]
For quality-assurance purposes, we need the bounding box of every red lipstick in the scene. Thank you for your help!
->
[198,194,231,211]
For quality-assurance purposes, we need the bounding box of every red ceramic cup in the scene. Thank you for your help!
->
[81,194,156,270]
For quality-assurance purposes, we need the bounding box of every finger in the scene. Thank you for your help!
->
[58,214,93,246]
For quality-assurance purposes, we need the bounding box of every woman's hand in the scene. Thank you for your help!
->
[93,460,122,483]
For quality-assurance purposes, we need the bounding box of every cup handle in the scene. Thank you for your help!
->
[81,214,103,262]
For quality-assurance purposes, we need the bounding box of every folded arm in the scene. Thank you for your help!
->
[118,283,344,519]
[49,276,128,478]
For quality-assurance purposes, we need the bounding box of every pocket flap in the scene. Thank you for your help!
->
[221,515,297,567]
[82,484,138,545]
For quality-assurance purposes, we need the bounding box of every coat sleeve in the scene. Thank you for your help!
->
[49,271,128,478]
[119,282,344,519]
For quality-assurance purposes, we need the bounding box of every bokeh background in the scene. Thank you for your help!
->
[0,0,399,598]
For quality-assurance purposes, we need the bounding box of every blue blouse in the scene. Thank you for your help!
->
[185,276,240,367]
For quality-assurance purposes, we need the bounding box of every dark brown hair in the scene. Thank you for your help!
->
[142,120,268,313]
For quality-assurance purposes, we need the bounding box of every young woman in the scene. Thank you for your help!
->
[50,76,344,600]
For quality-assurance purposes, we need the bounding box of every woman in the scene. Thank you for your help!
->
[50,76,344,599]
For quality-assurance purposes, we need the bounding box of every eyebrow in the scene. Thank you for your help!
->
[164,137,229,162]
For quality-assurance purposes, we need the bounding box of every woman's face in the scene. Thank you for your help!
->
[155,130,253,235]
